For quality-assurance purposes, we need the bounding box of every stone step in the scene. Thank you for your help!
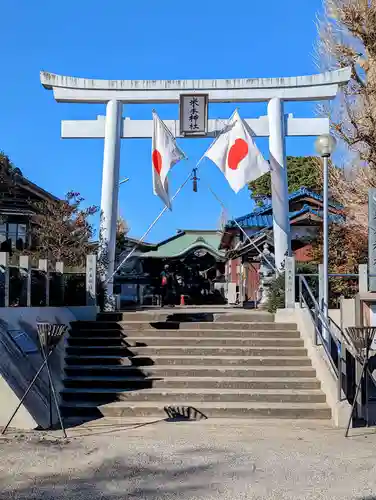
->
[64,364,317,378]
[65,354,311,367]
[60,401,331,420]
[97,311,275,323]
[66,336,304,353]
[68,328,301,339]
[60,387,326,404]
[71,321,297,331]
[67,336,304,348]
[63,375,321,390]
[66,345,307,358]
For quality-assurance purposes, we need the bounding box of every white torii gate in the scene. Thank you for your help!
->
[40,68,350,298]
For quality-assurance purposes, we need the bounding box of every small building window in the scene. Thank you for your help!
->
[0,223,29,250]
[17,224,27,250]
[0,224,6,244]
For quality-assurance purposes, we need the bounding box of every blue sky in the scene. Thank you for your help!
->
[1,0,323,242]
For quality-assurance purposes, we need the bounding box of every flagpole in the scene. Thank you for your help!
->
[105,168,194,284]
[203,180,277,273]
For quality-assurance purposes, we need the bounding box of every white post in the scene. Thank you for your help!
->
[0,252,9,307]
[19,255,31,307]
[38,259,50,306]
[86,254,97,306]
[56,261,64,305]
[99,100,122,301]
[268,97,291,271]
[285,256,295,309]
[359,264,368,294]
[323,156,329,324]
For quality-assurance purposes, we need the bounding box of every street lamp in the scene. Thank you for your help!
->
[314,134,337,332]
[118,177,130,219]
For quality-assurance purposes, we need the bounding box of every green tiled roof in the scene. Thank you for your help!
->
[140,230,225,260]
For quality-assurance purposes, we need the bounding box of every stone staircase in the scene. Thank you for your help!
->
[60,310,331,422]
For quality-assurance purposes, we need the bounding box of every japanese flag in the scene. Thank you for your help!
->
[152,111,186,209]
[203,110,269,193]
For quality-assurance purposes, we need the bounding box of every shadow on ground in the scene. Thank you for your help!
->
[0,447,237,500]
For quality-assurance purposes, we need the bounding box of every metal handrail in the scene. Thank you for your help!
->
[298,275,340,378]
[327,315,354,353]
[297,273,363,278]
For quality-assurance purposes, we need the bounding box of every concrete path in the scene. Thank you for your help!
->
[1,419,376,499]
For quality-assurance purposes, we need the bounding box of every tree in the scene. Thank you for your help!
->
[248,156,322,204]
[317,0,376,233]
[115,214,131,259]
[0,151,16,172]
[0,151,21,196]
[310,223,368,302]
[317,0,376,169]
[30,191,99,266]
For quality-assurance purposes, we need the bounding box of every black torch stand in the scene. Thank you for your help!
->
[344,326,376,438]
[1,323,68,438]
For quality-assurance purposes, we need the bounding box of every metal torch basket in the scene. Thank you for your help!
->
[36,322,68,355]
[345,327,376,363]
[2,322,68,438]
[344,327,376,436]
[36,322,68,436]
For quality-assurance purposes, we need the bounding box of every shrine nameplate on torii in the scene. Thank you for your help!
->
[40,68,351,298]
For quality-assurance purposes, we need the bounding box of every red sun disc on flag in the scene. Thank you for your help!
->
[152,150,162,175]
[228,139,249,170]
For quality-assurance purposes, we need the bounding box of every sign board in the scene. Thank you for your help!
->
[179,94,208,136]
[369,189,376,292]
[86,254,97,306]
[285,256,295,309]
[194,249,208,258]
[7,329,38,354]
[227,282,237,305]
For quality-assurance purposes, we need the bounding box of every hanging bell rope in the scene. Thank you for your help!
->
[192,168,199,193]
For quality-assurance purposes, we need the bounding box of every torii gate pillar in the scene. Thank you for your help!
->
[100,100,122,296]
[268,97,290,269]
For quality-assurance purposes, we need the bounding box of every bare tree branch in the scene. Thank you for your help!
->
[317,0,376,234]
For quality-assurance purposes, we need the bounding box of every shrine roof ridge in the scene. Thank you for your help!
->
[228,201,344,230]
[40,68,351,92]
[233,187,343,225]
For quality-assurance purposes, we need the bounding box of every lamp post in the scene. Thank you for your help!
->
[118,177,130,225]
[314,134,337,333]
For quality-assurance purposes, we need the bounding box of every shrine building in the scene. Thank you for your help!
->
[220,187,344,303]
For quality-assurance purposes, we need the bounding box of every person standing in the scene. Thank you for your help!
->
[160,264,173,307]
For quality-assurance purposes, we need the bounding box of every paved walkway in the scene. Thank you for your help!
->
[1,419,376,499]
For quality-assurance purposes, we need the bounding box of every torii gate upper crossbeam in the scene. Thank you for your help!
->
[40,68,351,103]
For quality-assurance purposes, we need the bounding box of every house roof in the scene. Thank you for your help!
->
[226,230,273,259]
[140,230,225,260]
[122,235,155,248]
[230,204,344,230]
[228,187,343,229]
[0,166,60,206]
[19,176,60,202]
[223,204,345,257]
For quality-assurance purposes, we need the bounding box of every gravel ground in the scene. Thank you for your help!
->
[1,419,376,499]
